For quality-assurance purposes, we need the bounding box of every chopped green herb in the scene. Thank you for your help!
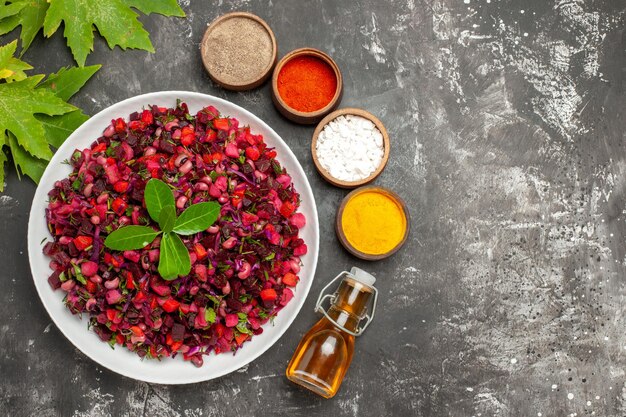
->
[236,323,252,335]
[204,307,216,324]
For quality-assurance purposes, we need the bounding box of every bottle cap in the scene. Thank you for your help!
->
[349,267,376,287]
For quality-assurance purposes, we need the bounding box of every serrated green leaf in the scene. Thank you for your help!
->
[158,205,176,233]
[2,57,32,82]
[0,14,18,37]
[38,65,100,101]
[0,2,26,20]
[0,40,32,82]
[0,40,18,71]
[144,178,175,222]
[158,232,190,280]
[7,131,46,183]
[44,0,158,67]
[36,111,89,149]
[204,307,216,324]
[0,44,94,189]
[0,0,49,53]
[0,77,76,160]
[104,225,160,250]
[173,202,220,235]
[126,0,185,17]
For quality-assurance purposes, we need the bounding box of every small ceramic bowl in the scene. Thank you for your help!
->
[336,186,410,261]
[201,12,277,91]
[311,108,390,188]
[271,48,342,124]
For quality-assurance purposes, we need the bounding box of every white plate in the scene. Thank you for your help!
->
[27,91,319,384]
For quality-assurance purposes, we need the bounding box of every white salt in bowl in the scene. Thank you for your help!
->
[311,108,390,188]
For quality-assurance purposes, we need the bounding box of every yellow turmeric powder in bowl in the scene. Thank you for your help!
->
[337,187,408,260]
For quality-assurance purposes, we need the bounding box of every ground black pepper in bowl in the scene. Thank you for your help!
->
[201,12,277,91]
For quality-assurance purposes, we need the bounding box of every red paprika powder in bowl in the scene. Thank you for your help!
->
[271,48,343,124]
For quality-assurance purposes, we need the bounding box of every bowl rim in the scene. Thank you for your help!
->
[271,47,343,123]
[311,108,391,188]
[200,12,278,91]
[335,185,410,261]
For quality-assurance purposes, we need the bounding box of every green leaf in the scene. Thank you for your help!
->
[0,76,76,160]
[0,40,32,82]
[44,0,174,67]
[72,263,86,284]
[204,307,216,324]
[104,225,159,251]
[126,0,185,17]
[158,232,190,280]
[38,65,101,101]
[0,2,26,21]
[144,178,175,222]
[236,323,252,335]
[173,202,220,235]
[0,43,96,190]
[0,0,49,53]
[36,111,89,149]
[7,131,46,183]
[206,294,221,306]
[158,205,176,233]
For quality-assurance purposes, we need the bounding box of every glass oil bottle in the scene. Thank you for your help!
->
[286,267,378,398]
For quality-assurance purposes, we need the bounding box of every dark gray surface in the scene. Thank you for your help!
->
[1,0,626,415]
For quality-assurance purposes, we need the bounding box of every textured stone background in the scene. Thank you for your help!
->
[1,0,626,416]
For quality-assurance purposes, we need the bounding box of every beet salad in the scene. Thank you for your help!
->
[43,101,307,367]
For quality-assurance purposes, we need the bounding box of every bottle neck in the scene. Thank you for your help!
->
[326,277,374,334]
[327,306,360,333]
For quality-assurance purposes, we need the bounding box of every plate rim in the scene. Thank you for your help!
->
[27,91,319,384]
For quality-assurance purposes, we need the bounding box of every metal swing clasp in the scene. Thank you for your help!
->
[314,270,378,337]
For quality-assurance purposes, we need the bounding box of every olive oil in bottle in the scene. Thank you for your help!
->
[286,267,377,398]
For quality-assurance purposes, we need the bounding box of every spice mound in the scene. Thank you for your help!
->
[43,102,308,367]
[202,14,275,87]
[316,115,384,182]
[277,56,337,113]
[341,189,406,256]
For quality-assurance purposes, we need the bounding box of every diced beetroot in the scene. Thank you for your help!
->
[225,143,239,158]
[225,314,239,328]
[81,261,98,277]
[48,271,62,290]
[104,164,121,184]
[171,323,185,341]
[123,250,141,263]
[194,264,207,282]
[276,174,291,187]
[150,280,171,297]
[194,309,208,328]
[293,243,308,256]
[280,288,294,306]
[214,175,227,191]
[106,290,122,304]
[289,212,306,229]
[241,212,259,226]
